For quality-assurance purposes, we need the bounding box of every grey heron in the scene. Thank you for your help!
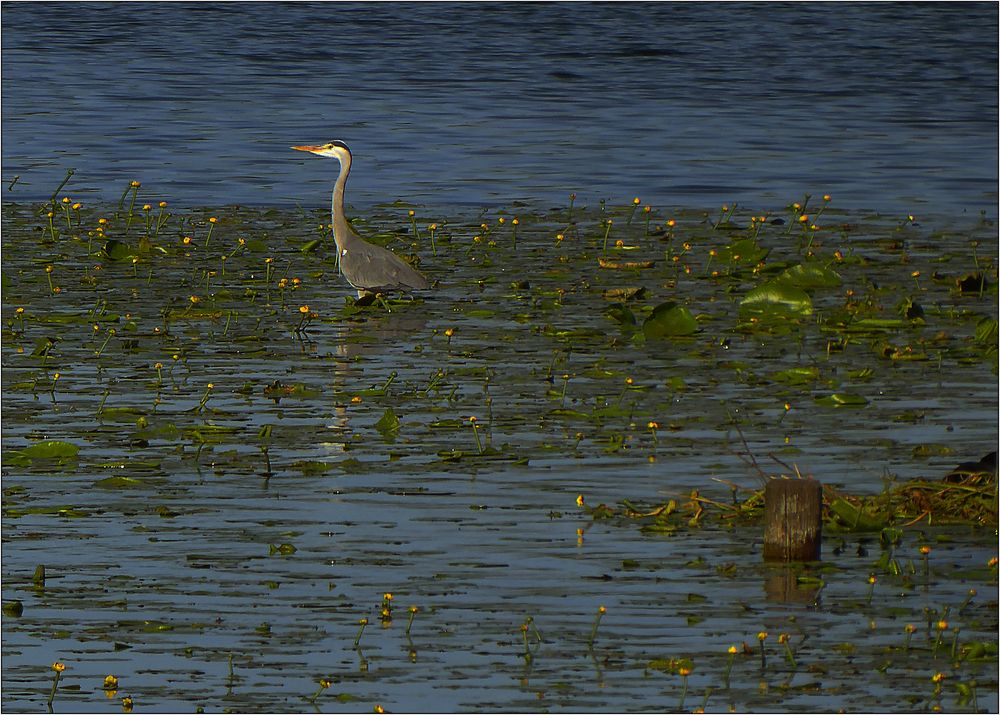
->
[292,141,430,297]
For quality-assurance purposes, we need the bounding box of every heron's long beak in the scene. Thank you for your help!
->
[291,145,323,154]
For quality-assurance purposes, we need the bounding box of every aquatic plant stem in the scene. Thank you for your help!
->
[353,618,368,648]
[124,182,140,235]
[469,416,484,454]
[309,679,331,703]
[94,328,116,357]
[47,662,65,707]
[932,620,947,656]
[48,169,75,211]
[778,633,796,668]
[60,198,72,229]
[204,217,218,248]
[626,197,640,225]
[587,605,606,648]
[958,588,976,614]
[724,646,737,688]
[601,219,613,255]
[408,210,421,240]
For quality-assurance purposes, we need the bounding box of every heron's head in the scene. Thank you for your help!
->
[291,140,352,162]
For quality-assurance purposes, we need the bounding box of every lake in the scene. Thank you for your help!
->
[1,2,998,216]
[2,3,998,713]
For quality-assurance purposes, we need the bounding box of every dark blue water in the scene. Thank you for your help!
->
[2,2,998,215]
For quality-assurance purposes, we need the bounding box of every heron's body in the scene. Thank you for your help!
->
[292,141,429,295]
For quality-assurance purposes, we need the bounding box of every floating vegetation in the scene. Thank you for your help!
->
[1,179,997,712]
[586,456,997,532]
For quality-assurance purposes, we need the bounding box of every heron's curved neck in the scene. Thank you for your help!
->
[331,154,356,248]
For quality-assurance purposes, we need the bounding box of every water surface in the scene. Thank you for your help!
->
[2,2,998,215]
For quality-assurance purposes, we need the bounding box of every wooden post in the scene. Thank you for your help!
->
[763,479,822,562]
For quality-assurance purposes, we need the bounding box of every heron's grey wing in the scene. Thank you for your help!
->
[345,242,429,291]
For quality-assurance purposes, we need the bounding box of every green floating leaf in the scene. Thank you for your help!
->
[828,498,887,531]
[99,407,146,421]
[30,337,58,357]
[375,407,401,441]
[604,302,636,327]
[546,408,592,421]
[269,543,297,556]
[463,308,496,318]
[290,460,336,476]
[848,318,914,332]
[715,237,769,265]
[300,239,323,253]
[20,440,80,460]
[133,423,182,441]
[93,476,145,490]
[642,302,698,339]
[333,693,363,703]
[814,392,869,407]
[183,425,240,443]
[428,419,465,430]
[975,317,998,344]
[665,376,686,391]
[740,281,813,317]
[4,505,91,518]
[776,262,842,289]
[102,239,137,261]
[2,601,24,617]
[771,366,821,386]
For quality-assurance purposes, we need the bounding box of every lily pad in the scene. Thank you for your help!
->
[375,407,401,441]
[740,281,813,317]
[642,302,698,339]
[814,392,869,407]
[776,262,842,289]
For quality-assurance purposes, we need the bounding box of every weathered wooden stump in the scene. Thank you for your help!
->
[763,478,822,562]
